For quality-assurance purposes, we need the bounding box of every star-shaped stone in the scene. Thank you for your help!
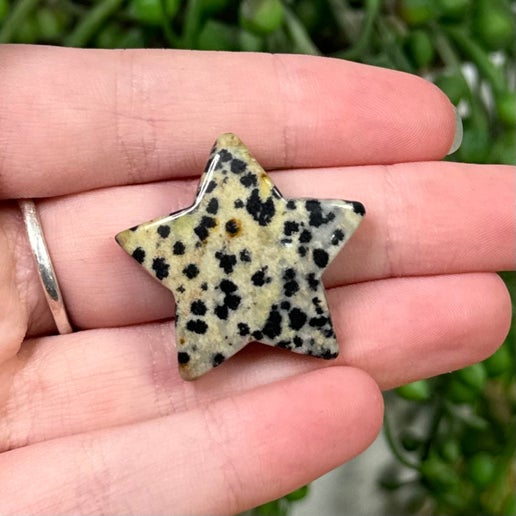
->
[116,133,365,380]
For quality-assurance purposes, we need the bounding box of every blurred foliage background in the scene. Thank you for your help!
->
[1,0,514,514]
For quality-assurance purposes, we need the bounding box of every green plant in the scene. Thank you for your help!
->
[387,282,515,514]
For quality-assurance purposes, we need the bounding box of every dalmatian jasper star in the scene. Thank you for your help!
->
[116,133,365,380]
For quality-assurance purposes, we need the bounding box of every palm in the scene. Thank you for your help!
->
[0,46,512,515]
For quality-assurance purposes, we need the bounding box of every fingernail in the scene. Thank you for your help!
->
[447,107,463,155]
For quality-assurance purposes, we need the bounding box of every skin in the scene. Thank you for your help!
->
[0,45,513,515]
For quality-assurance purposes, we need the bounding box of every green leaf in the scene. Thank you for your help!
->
[404,29,435,69]
[240,0,284,35]
[456,363,487,392]
[395,380,431,402]
[467,452,497,487]
[285,485,309,502]
[0,0,9,22]
[484,343,513,377]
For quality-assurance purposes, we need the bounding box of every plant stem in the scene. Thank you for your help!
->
[374,15,413,71]
[283,6,320,56]
[64,0,125,47]
[336,0,381,60]
[182,0,202,49]
[431,22,461,69]
[421,399,444,461]
[383,412,420,470]
[327,0,357,43]
[159,0,179,47]
[0,0,40,43]
[446,26,506,94]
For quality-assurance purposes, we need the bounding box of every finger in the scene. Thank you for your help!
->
[0,45,456,198]
[0,207,29,363]
[0,367,382,515]
[2,272,509,451]
[3,161,512,335]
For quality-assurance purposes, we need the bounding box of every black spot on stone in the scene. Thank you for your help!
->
[298,246,307,257]
[152,257,169,280]
[284,221,299,236]
[331,229,345,245]
[305,200,335,227]
[173,241,185,255]
[177,285,185,293]
[225,219,240,235]
[224,294,242,310]
[312,297,324,314]
[206,180,217,193]
[276,340,292,350]
[224,294,240,311]
[313,249,329,268]
[280,301,291,310]
[212,353,226,367]
[262,307,282,339]
[309,316,328,328]
[284,280,299,297]
[157,225,170,238]
[131,247,145,263]
[231,158,247,174]
[194,216,216,241]
[283,269,299,296]
[218,149,233,162]
[239,249,252,262]
[324,328,335,338]
[178,352,190,365]
[216,284,241,316]
[219,279,237,293]
[246,188,275,226]
[186,319,208,334]
[284,268,296,280]
[191,300,207,316]
[206,198,219,215]
[288,308,307,330]
[234,199,244,208]
[352,201,366,216]
[240,172,257,187]
[293,336,303,347]
[183,263,199,279]
[215,305,228,320]
[299,229,312,243]
[252,330,263,340]
[215,252,237,274]
[238,322,250,336]
[305,200,323,226]
[307,273,319,291]
[281,238,292,245]
[321,349,338,360]
[201,282,208,291]
[286,200,296,210]
[251,267,270,286]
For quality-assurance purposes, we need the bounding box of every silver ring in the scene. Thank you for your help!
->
[18,199,73,335]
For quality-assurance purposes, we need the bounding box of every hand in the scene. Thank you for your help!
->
[0,45,512,515]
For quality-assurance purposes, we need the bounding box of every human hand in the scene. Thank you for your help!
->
[0,45,513,515]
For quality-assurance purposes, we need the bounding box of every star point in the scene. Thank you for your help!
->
[116,134,365,380]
